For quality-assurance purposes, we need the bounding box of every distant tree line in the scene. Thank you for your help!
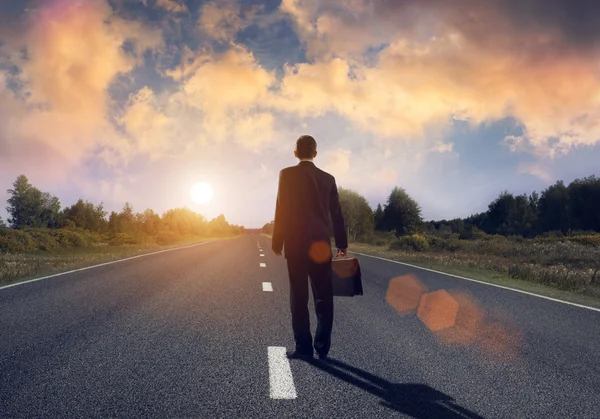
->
[1,175,244,249]
[437,175,600,239]
[261,174,600,241]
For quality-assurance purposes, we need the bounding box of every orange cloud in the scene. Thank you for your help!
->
[199,0,247,42]
[3,0,598,186]
[181,46,279,149]
[429,142,455,154]
[119,87,177,159]
[155,0,188,13]
[184,46,275,114]
[277,0,600,157]
[517,162,553,183]
[372,169,398,185]
[321,149,352,177]
[0,0,163,169]
[122,45,279,155]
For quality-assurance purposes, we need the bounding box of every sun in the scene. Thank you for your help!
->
[190,182,214,205]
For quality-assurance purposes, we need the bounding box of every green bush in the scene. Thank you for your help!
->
[472,227,488,239]
[0,229,37,253]
[24,229,60,251]
[390,234,430,252]
[508,235,525,243]
[156,231,179,245]
[443,238,465,252]
[568,235,600,247]
[373,238,388,247]
[541,230,564,238]
[50,229,93,248]
[437,231,458,240]
[458,227,487,240]
[458,231,472,240]
[426,235,446,250]
[425,235,466,252]
[356,233,374,245]
[108,233,138,246]
[570,230,598,237]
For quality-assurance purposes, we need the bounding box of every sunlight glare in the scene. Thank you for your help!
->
[190,182,214,205]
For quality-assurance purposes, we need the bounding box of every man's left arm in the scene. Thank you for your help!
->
[329,177,348,253]
[272,170,286,255]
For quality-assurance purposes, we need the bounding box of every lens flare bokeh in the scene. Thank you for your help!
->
[386,274,428,315]
[386,274,523,364]
[309,240,333,264]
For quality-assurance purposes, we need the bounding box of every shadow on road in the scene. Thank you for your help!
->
[310,358,486,419]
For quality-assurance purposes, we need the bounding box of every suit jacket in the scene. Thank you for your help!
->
[272,161,348,260]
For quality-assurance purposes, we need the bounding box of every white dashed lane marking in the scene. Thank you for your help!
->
[262,282,273,292]
[260,263,266,267]
[260,254,265,257]
[268,347,297,399]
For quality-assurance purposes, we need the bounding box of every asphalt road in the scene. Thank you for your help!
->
[1,235,599,418]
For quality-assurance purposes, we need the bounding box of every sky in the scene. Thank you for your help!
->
[1,0,600,228]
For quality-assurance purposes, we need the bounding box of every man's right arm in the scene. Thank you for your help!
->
[329,177,348,253]
[272,170,285,254]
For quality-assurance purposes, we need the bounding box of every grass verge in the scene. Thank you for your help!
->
[349,242,600,310]
[0,236,240,288]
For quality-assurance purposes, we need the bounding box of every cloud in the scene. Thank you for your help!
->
[119,44,279,157]
[0,0,164,171]
[198,0,262,42]
[179,45,279,149]
[7,0,593,174]
[154,0,188,13]
[199,0,245,42]
[119,86,180,159]
[372,169,398,184]
[276,0,600,158]
[429,142,455,154]
[281,0,600,58]
[517,162,553,183]
[183,46,275,115]
[321,149,351,177]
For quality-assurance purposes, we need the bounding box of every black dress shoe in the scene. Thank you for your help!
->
[286,350,313,360]
[317,352,328,360]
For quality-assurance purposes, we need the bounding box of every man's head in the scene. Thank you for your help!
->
[294,135,318,160]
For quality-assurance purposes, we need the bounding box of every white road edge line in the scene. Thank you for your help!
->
[260,263,267,267]
[268,346,297,399]
[351,251,600,313]
[0,241,213,292]
[262,282,273,292]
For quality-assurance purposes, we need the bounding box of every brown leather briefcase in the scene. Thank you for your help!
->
[332,256,363,297]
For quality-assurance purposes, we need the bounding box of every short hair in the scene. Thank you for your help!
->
[295,135,317,159]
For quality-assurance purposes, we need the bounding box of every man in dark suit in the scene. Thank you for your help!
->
[272,135,348,361]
